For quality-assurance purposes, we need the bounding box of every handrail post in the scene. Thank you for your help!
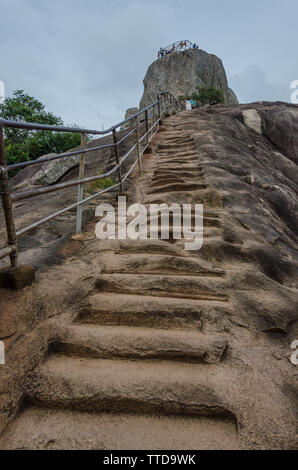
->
[113,129,124,193]
[150,106,154,139]
[157,94,161,120]
[0,125,18,267]
[145,110,149,144]
[135,118,142,173]
[76,131,86,233]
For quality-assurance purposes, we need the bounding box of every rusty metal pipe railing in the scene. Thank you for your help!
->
[0,126,18,267]
[117,125,139,145]
[76,132,87,233]
[0,91,176,135]
[160,40,194,55]
[135,120,142,173]
[0,245,15,262]
[7,141,115,171]
[157,94,161,119]
[16,182,122,237]
[0,91,178,267]
[14,127,155,237]
[10,115,161,203]
[10,148,132,202]
[113,129,124,193]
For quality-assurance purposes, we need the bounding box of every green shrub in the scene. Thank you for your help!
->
[195,86,225,105]
[178,87,225,106]
[191,92,200,101]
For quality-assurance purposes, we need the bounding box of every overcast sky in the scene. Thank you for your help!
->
[1,0,297,129]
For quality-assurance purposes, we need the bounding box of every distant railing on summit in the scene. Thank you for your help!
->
[158,40,199,59]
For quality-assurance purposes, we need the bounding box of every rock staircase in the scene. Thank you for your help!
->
[1,114,293,450]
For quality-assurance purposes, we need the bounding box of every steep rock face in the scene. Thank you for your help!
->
[139,48,238,109]
[120,107,138,130]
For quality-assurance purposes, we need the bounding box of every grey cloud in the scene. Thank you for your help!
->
[230,65,292,104]
[0,0,297,129]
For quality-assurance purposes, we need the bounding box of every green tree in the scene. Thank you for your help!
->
[0,90,81,171]
[196,86,225,105]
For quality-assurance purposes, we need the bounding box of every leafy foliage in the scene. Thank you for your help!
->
[178,86,225,106]
[0,90,82,171]
[195,86,225,105]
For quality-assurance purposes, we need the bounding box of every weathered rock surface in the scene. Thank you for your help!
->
[121,107,139,130]
[139,49,238,109]
[30,152,80,186]
[0,265,35,290]
[0,102,298,450]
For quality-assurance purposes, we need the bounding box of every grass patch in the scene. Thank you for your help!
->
[85,169,115,194]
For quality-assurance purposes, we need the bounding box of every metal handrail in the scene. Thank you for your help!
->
[0,91,178,267]
[159,40,198,56]
[164,40,192,49]
[0,92,174,136]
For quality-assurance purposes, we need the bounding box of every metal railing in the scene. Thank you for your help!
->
[158,40,199,57]
[0,91,178,268]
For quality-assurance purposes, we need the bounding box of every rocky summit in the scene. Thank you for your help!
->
[139,48,238,109]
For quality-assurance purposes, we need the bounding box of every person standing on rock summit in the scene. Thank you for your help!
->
[158,48,164,59]
[190,99,196,109]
